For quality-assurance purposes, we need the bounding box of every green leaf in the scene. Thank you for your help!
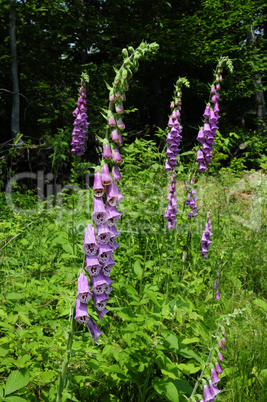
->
[253,298,267,311]
[4,397,28,402]
[5,370,30,396]
[153,378,179,402]
[133,260,142,280]
[0,386,3,398]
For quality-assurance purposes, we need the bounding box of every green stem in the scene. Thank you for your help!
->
[189,310,242,400]
[56,306,75,402]
[139,235,149,297]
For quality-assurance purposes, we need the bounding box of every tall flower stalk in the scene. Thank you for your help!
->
[189,309,245,402]
[56,42,159,401]
[196,56,233,172]
[164,77,190,229]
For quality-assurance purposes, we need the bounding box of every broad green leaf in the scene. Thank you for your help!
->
[6,293,24,300]
[133,260,142,280]
[153,378,179,402]
[5,370,30,396]
[0,386,3,398]
[40,371,55,383]
[4,397,28,402]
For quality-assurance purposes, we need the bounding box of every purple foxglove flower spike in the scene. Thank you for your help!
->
[75,299,90,324]
[77,272,92,303]
[83,224,98,256]
[85,255,102,276]
[87,318,103,343]
[91,197,108,225]
[71,79,89,156]
[93,171,105,197]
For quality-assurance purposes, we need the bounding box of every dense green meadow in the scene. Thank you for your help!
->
[0,137,266,401]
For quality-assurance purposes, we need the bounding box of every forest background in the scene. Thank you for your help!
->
[1,0,267,175]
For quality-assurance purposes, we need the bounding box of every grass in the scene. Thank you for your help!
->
[0,156,266,401]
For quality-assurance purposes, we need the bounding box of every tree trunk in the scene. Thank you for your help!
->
[248,24,266,126]
[9,0,20,141]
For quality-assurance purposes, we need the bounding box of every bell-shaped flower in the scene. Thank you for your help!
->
[216,361,223,374]
[218,352,224,361]
[209,380,221,398]
[87,318,103,342]
[215,290,220,300]
[203,383,214,402]
[112,148,123,164]
[96,223,112,245]
[203,105,211,119]
[94,293,109,312]
[102,257,116,276]
[197,128,205,143]
[91,197,108,225]
[106,182,118,206]
[111,129,120,144]
[75,299,90,324]
[77,272,92,303]
[103,276,114,295]
[103,144,112,159]
[91,272,109,295]
[93,171,105,197]
[83,224,98,256]
[117,117,125,131]
[210,368,221,385]
[98,243,113,263]
[97,307,109,322]
[115,102,124,114]
[101,164,112,185]
[108,115,116,127]
[106,204,122,227]
[112,165,122,181]
[85,255,101,276]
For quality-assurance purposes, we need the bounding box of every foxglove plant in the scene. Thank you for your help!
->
[164,78,190,228]
[189,309,244,402]
[57,42,159,402]
[186,178,198,220]
[196,57,233,172]
[71,73,89,156]
[201,213,213,258]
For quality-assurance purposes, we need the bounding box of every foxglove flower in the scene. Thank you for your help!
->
[186,178,198,220]
[83,224,98,256]
[92,197,108,225]
[203,383,213,402]
[209,380,221,398]
[87,318,103,343]
[201,213,213,258]
[75,299,90,324]
[165,172,178,229]
[216,361,223,374]
[77,272,92,303]
[210,368,221,385]
[93,171,105,197]
[197,66,224,171]
[71,78,89,156]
